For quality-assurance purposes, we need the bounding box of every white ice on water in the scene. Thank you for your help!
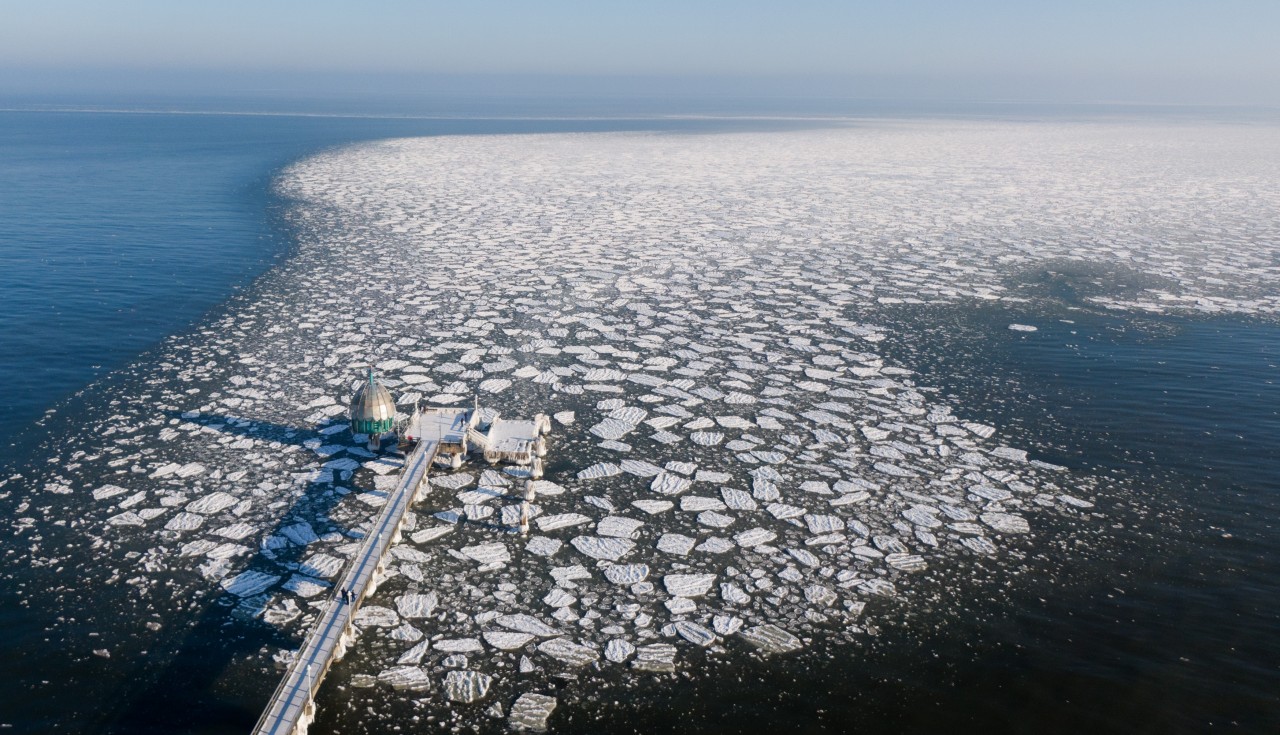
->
[18,122,1279,732]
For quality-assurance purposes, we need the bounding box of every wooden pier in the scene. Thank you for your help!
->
[250,402,550,734]
[251,436,439,735]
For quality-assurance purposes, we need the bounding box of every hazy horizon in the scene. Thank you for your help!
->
[3,1,1278,108]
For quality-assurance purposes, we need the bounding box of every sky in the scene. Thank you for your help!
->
[1,0,1277,106]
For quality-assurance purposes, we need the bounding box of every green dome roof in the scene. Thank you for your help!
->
[349,368,396,435]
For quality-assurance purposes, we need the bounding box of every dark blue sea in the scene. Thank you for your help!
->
[0,99,1275,733]
[0,106,806,444]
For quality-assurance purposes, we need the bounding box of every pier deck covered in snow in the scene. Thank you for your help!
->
[252,436,440,735]
[405,406,477,460]
[484,417,543,464]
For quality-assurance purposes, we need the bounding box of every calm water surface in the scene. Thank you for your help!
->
[0,110,809,453]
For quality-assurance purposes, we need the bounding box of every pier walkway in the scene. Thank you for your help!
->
[251,436,440,735]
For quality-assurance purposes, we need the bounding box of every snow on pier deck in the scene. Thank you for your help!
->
[252,436,439,735]
[405,406,474,458]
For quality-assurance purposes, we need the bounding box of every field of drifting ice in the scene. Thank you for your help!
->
[6,122,1278,731]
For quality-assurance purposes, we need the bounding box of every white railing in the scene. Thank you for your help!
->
[252,439,438,735]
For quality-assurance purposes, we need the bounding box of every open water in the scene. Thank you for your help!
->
[0,108,802,443]
[0,101,1275,733]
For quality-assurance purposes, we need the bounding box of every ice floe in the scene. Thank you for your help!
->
[29,123,1253,733]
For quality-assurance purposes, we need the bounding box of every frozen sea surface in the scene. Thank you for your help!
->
[3,122,1278,733]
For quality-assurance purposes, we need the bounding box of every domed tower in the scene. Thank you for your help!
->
[349,367,396,450]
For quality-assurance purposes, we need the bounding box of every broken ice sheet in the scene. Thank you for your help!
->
[734,528,776,548]
[38,127,1162,732]
[443,670,493,703]
[738,624,804,655]
[604,638,636,663]
[220,570,279,597]
[461,542,510,565]
[484,631,535,650]
[650,473,692,496]
[604,563,649,584]
[525,536,563,556]
[632,499,673,515]
[674,621,716,647]
[570,536,635,561]
[434,638,484,653]
[981,512,1031,533]
[663,573,716,597]
[354,605,399,628]
[577,462,621,480]
[596,516,645,538]
[282,574,329,597]
[631,643,678,672]
[495,614,561,637]
[536,513,592,532]
[656,533,696,556]
[509,693,557,732]
[395,592,438,618]
[378,666,432,692]
[537,638,599,666]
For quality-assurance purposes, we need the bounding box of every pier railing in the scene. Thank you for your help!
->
[251,438,438,735]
